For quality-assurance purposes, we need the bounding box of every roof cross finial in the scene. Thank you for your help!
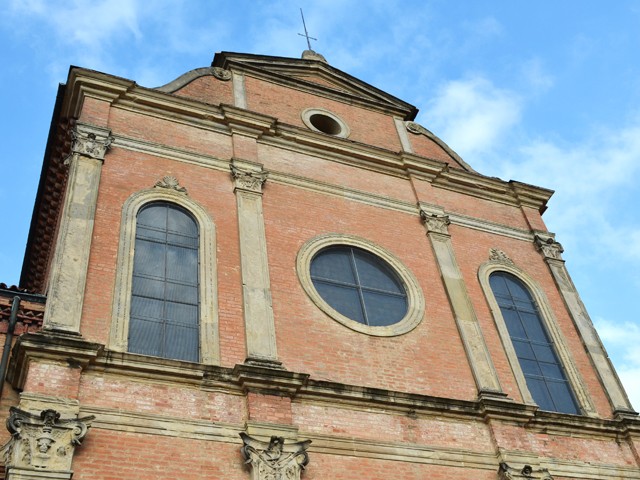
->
[298,8,317,51]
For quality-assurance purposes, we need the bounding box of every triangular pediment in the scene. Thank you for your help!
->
[212,51,418,120]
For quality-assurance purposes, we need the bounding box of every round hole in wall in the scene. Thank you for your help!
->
[301,108,350,138]
[309,113,342,135]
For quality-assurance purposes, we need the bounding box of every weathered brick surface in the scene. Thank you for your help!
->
[172,74,235,106]
[244,76,403,152]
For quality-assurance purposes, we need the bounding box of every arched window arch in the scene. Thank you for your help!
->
[109,185,219,365]
[489,271,579,414]
[478,256,596,416]
[129,202,199,361]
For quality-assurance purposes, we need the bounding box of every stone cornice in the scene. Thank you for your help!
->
[213,53,417,119]
[61,69,553,213]
[7,332,103,390]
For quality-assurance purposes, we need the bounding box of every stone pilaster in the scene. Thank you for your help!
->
[420,203,504,398]
[534,232,636,415]
[231,160,279,365]
[1,408,93,480]
[43,123,113,334]
[240,432,310,480]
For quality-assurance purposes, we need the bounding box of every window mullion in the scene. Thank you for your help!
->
[349,248,370,326]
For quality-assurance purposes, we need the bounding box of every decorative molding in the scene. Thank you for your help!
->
[405,121,475,172]
[296,233,425,337]
[69,124,113,161]
[212,67,232,81]
[240,433,310,480]
[153,175,188,194]
[1,408,93,475]
[231,163,269,193]
[498,462,553,480]
[489,248,515,265]
[534,233,564,261]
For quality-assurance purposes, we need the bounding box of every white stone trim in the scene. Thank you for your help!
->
[296,234,425,336]
[478,258,596,415]
[108,186,220,365]
[301,108,350,138]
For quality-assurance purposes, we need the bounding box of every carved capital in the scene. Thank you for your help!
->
[153,175,188,194]
[231,164,268,193]
[2,408,94,474]
[212,67,232,81]
[498,462,553,480]
[420,210,450,235]
[534,233,564,261]
[240,433,310,480]
[489,248,515,265]
[70,125,113,161]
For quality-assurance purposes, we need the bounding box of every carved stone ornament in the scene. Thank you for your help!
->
[534,233,564,261]
[231,165,268,193]
[489,248,515,265]
[212,67,232,81]
[1,408,94,473]
[70,127,113,161]
[420,210,450,235]
[240,432,311,480]
[405,121,431,136]
[498,462,553,480]
[154,175,188,194]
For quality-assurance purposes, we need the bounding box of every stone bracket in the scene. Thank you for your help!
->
[498,462,553,480]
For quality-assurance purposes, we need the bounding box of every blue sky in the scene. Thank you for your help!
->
[1,0,640,410]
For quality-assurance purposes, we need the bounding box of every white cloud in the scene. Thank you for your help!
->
[425,77,522,158]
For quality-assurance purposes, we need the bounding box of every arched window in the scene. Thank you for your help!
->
[489,271,579,414]
[128,202,199,362]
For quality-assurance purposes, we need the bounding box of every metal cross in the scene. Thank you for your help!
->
[298,8,317,50]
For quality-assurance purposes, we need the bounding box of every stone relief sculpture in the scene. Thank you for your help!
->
[240,433,310,480]
[154,175,188,194]
[1,408,94,475]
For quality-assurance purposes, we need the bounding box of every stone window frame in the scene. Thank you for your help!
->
[297,233,425,336]
[301,108,350,138]
[478,260,594,414]
[109,187,220,365]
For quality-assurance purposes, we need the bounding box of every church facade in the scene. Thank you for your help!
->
[1,50,639,479]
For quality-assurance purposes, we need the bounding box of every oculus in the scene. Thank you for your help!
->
[297,234,424,336]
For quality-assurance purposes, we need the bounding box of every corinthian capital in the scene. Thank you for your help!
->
[240,433,310,480]
[534,232,564,261]
[70,124,113,161]
[420,210,450,235]
[231,162,268,193]
[2,408,94,474]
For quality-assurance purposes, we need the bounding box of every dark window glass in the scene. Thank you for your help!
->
[489,271,580,414]
[310,246,408,327]
[129,202,199,362]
